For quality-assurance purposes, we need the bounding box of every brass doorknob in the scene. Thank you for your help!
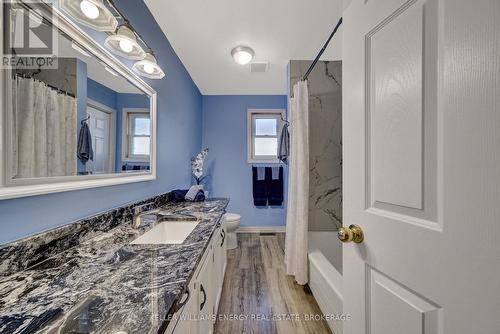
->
[337,225,364,243]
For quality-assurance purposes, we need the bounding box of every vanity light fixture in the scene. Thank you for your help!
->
[60,0,118,31]
[62,0,166,80]
[133,50,165,79]
[231,46,254,65]
[104,23,146,60]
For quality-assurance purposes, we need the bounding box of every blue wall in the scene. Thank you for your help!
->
[201,95,288,227]
[0,0,202,244]
[87,78,117,108]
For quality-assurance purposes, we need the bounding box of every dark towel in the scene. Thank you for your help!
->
[278,123,290,164]
[267,166,284,206]
[252,166,268,206]
[194,190,206,202]
[171,189,188,202]
[77,122,93,163]
[171,189,205,202]
[123,163,151,171]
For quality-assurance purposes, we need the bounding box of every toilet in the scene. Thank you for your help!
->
[224,213,241,250]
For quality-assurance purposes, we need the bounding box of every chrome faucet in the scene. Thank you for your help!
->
[132,203,158,229]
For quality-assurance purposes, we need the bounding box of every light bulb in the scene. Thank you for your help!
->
[143,63,155,74]
[233,51,252,65]
[80,0,99,20]
[119,40,133,53]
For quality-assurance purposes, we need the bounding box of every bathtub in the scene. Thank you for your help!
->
[308,231,343,334]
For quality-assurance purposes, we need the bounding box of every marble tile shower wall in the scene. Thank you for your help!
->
[290,60,343,231]
[0,192,172,276]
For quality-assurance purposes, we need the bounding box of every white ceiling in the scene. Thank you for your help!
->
[144,0,343,95]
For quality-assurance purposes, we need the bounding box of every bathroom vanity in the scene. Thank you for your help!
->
[167,211,228,334]
[0,195,229,334]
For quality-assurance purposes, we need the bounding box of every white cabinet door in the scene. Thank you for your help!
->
[197,246,214,334]
[343,0,500,333]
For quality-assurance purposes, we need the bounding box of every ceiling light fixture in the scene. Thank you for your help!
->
[60,0,118,32]
[104,24,146,60]
[231,46,254,65]
[133,50,165,79]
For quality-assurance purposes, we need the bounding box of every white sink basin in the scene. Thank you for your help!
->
[131,220,199,245]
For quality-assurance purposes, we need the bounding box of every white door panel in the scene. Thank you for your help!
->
[343,0,500,333]
[369,268,440,334]
[369,0,424,209]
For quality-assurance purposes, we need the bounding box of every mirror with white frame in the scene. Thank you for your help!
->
[0,0,157,199]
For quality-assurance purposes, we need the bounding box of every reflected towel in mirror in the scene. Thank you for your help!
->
[77,122,93,163]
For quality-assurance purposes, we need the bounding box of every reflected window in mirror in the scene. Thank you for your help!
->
[126,111,151,160]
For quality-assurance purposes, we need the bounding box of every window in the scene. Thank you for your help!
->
[247,109,285,163]
[124,111,150,160]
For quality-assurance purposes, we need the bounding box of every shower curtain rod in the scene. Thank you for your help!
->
[302,17,343,81]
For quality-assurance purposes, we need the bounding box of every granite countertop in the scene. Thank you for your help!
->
[0,198,229,334]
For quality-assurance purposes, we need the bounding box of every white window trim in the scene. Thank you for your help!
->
[247,109,285,164]
[121,108,151,162]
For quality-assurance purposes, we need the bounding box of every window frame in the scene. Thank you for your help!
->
[247,109,285,164]
[122,109,151,162]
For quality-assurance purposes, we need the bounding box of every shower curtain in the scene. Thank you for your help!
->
[284,80,310,285]
[12,76,77,179]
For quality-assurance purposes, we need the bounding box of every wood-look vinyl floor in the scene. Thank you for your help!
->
[214,233,332,334]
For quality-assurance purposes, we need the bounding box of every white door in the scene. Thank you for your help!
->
[86,106,112,173]
[343,0,500,333]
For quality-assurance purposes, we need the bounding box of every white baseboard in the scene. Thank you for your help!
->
[236,226,286,233]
